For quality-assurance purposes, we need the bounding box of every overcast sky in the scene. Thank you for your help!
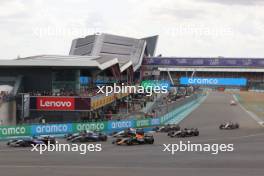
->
[0,0,264,59]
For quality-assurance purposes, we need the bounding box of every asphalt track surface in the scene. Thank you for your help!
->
[0,92,264,176]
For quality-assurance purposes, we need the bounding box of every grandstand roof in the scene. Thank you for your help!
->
[0,55,119,70]
[0,33,159,73]
[70,33,158,72]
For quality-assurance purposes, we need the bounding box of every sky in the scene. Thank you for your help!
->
[0,0,264,59]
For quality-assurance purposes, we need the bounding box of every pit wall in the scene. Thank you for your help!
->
[0,94,206,140]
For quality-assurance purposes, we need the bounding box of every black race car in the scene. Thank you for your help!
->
[153,124,180,133]
[65,130,93,141]
[70,131,107,142]
[112,133,154,145]
[7,136,56,147]
[168,128,199,138]
[111,128,144,138]
[219,122,239,130]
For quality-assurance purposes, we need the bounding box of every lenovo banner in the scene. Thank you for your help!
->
[31,96,91,111]
[37,97,75,110]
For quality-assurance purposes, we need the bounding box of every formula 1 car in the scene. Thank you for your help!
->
[219,122,239,130]
[112,133,154,145]
[70,131,107,142]
[153,124,180,133]
[230,100,237,106]
[111,128,144,138]
[65,130,93,141]
[7,136,56,147]
[168,128,199,138]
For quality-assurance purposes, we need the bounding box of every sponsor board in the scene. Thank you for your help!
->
[36,97,75,110]
[108,120,135,131]
[180,77,247,86]
[136,119,150,128]
[0,125,31,137]
[160,113,172,124]
[150,118,160,126]
[141,80,171,90]
[31,124,73,135]
[73,122,107,132]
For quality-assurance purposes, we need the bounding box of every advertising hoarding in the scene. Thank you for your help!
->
[30,97,91,111]
[73,122,107,132]
[108,120,135,131]
[0,125,31,138]
[37,97,75,110]
[144,57,264,67]
[31,123,73,135]
[180,77,247,86]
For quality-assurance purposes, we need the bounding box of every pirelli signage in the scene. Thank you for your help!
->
[30,96,91,111]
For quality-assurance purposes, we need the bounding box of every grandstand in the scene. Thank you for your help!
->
[0,33,158,125]
[142,57,264,90]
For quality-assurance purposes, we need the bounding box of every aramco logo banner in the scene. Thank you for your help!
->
[141,80,171,90]
[180,77,247,86]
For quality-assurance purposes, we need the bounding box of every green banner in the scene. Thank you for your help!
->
[0,125,31,138]
[73,122,107,132]
[136,119,151,128]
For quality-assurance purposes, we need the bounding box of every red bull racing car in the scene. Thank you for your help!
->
[112,129,154,145]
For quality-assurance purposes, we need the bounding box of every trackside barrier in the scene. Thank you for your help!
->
[0,94,205,140]
[0,125,31,139]
[248,89,264,93]
[31,123,73,136]
[165,94,208,125]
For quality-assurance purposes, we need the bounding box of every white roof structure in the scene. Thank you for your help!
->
[70,33,158,72]
[0,55,119,71]
[0,34,158,73]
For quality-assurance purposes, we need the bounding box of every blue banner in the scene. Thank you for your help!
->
[150,118,160,126]
[108,120,135,131]
[31,123,73,135]
[180,77,247,86]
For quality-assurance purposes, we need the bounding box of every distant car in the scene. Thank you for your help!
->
[153,124,180,133]
[65,130,93,141]
[219,122,239,130]
[112,133,154,145]
[230,100,237,105]
[168,128,199,138]
[7,136,56,147]
[70,131,107,142]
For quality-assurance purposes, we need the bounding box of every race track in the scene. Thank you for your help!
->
[0,92,264,176]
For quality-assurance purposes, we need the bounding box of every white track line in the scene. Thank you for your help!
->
[233,94,264,126]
